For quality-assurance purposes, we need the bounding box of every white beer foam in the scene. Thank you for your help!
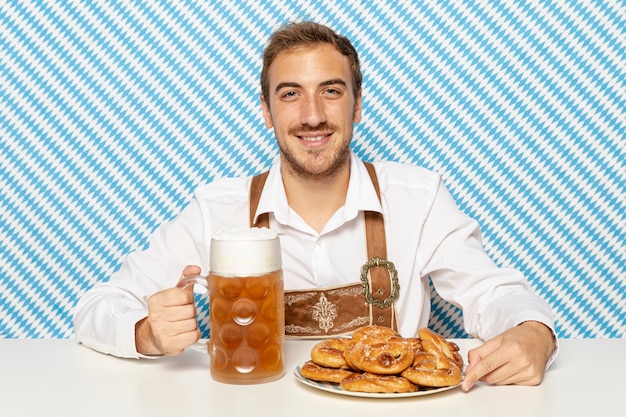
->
[210,227,281,276]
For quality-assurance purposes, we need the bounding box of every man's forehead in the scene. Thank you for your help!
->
[268,44,352,87]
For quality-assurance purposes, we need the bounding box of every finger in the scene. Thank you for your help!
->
[461,343,492,391]
[156,327,201,356]
[176,265,204,290]
[178,318,200,334]
[466,338,501,366]
[150,287,195,308]
[484,361,544,387]
[163,317,199,336]
[462,359,497,392]
[149,314,199,352]
[151,303,198,323]
[462,348,507,392]
[464,346,539,390]
[477,362,516,385]
[461,366,479,392]
[150,315,197,335]
[182,264,201,276]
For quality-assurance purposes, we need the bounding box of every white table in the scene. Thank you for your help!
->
[0,338,623,417]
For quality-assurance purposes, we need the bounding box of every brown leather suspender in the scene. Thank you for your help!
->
[249,171,269,229]
[361,162,399,329]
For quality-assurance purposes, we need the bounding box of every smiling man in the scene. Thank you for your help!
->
[74,21,557,392]
[261,42,360,232]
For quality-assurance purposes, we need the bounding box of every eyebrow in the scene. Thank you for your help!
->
[274,79,347,93]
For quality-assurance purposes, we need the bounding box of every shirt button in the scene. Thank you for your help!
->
[378,316,384,323]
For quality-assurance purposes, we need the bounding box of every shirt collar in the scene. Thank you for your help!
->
[344,151,383,217]
[253,156,287,224]
[253,151,383,226]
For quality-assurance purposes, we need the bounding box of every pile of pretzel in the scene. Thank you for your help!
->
[300,325,464,393]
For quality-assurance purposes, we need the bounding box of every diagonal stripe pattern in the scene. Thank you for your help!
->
[1,1,624,340]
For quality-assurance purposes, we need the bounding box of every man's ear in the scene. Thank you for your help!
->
[353,92,363,123]
[260,93,274,128]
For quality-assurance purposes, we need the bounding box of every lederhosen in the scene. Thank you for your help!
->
[249,162,400,338]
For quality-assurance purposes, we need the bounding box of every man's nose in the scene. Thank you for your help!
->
[300,96,327,126]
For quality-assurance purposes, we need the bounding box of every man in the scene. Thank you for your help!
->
[74,21,557,392]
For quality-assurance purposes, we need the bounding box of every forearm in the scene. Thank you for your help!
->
[74,197,207,357]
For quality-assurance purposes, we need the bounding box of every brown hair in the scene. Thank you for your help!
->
[260,21,362,104]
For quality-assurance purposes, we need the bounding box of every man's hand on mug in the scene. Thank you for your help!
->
[135,265,201,356]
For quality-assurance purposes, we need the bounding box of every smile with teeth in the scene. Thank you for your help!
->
[297,131,333,142]
[300,134,328,142]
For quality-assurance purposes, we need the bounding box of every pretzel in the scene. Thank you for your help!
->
[404,337,422,356]
[300,360,355,383]
[400,355,462,387]
[340,372,417,393]
[310,338,350,369]
[400,329,463,387]
[301,327,464,393]
[344,336,414,375]
[351,325,400,342]
[419,327,462,365]
[447,340,464,370]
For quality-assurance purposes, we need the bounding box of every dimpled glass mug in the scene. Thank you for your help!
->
[177,227,285,384]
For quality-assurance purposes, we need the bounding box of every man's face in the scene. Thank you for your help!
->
[261,43,362,179]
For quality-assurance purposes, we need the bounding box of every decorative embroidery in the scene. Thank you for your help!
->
[310,293,338,333]
[334,316,370,332]
[284,324,319,334]
[283,283,397,336]
[329,286,363,298]
[284,292,317,305]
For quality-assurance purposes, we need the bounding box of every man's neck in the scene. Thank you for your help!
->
[281,162,350,234]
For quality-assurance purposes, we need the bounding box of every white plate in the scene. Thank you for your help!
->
[294,365,462,398]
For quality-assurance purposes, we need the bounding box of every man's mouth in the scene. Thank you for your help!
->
[298,133,331,142]
[290,124,338,147]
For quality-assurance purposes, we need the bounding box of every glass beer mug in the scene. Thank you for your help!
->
[177,227,285,384]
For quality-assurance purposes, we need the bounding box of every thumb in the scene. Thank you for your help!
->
[176,265,203,289]
[181,264,202,277]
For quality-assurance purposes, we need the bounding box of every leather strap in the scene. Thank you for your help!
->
[362,163,396,329]
[250,171,269,228]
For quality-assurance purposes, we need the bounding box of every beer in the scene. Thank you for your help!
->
[173,227,286,384]
[208,270,285,384]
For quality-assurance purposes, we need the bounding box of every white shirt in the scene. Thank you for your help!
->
[74,152,556,359]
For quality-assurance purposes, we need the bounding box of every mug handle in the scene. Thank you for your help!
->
[176,274,210,353]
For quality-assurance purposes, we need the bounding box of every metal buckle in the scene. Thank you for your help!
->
[359,256,400,308]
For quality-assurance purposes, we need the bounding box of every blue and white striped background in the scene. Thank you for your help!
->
[1,1,624,340]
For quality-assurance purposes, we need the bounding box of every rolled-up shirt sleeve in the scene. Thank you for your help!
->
[73,200,209,358]
[418,179,556,350]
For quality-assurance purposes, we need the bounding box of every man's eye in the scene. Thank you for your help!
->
[324,88,343,97]
[281,91,298,100]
